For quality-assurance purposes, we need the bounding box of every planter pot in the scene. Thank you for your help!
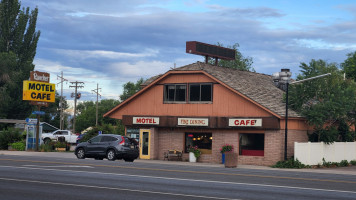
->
[224,152,237,168]
[189,152,196,162]
[55,147,66,152]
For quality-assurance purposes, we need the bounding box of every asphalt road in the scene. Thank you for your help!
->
[0,152,356,200]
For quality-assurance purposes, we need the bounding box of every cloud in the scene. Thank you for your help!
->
[21,0,356,101]
[107,60,172,79]
[53,49,159,60]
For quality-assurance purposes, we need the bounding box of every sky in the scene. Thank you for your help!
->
[20,0,356,103]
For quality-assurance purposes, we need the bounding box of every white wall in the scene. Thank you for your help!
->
[294,142,356,165]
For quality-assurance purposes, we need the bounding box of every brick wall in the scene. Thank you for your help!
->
[152,127,308,166]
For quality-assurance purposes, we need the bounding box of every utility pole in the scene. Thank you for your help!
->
[57,71,68,130]
[92,83,101,126]
[69,81,84,133]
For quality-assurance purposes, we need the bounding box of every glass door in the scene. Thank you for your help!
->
[139,129,150,159]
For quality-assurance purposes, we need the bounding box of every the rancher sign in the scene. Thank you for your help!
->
[23,80,55,102]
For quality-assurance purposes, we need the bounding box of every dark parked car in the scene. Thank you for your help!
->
[74,134,139,162]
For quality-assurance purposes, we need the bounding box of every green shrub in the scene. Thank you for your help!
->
[54,141,67,148]
[350,160,356,166]
[322,158,352,168]
[272,158,310,168]
[0,128,22,149]
[10,141,26,151]
[339,160,349,167]
[40,143,53,152]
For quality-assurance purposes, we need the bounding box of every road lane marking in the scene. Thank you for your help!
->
[1,158,356,184]
[0,177,240,200]
[23,164,94,168]
[1,165,356,195]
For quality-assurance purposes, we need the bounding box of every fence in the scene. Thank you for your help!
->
[294,142,356,165]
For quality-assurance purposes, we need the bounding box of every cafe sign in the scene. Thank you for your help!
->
[22,80,56,102]
[229,118,262,127]
[178,118,209,126]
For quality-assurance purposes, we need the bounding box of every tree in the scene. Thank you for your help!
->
[26,93,69,129]
[341,51,356,82]
[0,0,40,120]
[0,51,16,119]
[42,93,69,129]
[75,99,121,133]
[288,59,356,143]
[208,43,254,72]
[119,78,145,101]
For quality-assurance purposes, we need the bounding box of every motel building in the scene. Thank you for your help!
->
[104,41,310,166]
[104,61,311,166]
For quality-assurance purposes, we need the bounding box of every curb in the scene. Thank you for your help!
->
[1,150,356,175]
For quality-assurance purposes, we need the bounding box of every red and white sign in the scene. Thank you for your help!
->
[133,117,159,125]
[178,118,209,126]
[229,118,262,127]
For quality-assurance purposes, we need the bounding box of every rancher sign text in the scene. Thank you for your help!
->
[23,80,56,102]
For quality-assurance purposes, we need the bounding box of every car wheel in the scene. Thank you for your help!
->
[76,148,85,159]
[106,149,116,161]
[44,138,51,144]
[124,158,134,162]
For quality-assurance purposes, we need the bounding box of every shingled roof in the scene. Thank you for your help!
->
[143,62,301,118]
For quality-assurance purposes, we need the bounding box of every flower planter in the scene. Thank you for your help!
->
[189,152,196,162]
[55,147,66,152]
[224,152,237,168]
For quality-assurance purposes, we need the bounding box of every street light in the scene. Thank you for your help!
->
[273,69,292,161]
[273,70,331,160]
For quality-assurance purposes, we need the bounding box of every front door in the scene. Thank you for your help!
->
[139,129,150,159]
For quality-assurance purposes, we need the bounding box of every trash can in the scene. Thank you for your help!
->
[224,152,237,168]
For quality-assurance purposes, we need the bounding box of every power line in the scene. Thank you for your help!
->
[92,83,101,126]
[57,71,68,130]
[69,81,84,133]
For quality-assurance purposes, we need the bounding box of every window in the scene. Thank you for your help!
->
[239,133,264,156]
[90,135,102,143]
[164,84,186,102]
[101,136,117,142]
[189,83,212,102]
[185,133,212,154]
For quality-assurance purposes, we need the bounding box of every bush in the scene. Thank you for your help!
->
[54,141,67,148]
[0,128,22,149]
[40,143,54,152]
[350,160,356,166]
[321,158,351,168]
[10,141,26,151]
[80,124,123,143]
[272,158,310,168]
[339,160,349,167]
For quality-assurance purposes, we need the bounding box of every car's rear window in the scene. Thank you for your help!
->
[102,136,118,142]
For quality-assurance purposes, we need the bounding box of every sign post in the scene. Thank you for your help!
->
[23,71,54,151]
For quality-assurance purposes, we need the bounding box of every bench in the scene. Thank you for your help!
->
[164,150,182,161]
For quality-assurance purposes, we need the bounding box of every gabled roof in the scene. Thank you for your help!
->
[105,62,301,118]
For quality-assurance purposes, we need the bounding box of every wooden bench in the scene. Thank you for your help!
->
[164,150,182,161]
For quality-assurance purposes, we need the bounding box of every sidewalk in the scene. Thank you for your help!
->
[1,150,356,175]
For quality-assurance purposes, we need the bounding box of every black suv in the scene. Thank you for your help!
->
[74,134,139,162]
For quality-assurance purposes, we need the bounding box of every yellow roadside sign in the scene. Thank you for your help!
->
[23,80,56,102]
